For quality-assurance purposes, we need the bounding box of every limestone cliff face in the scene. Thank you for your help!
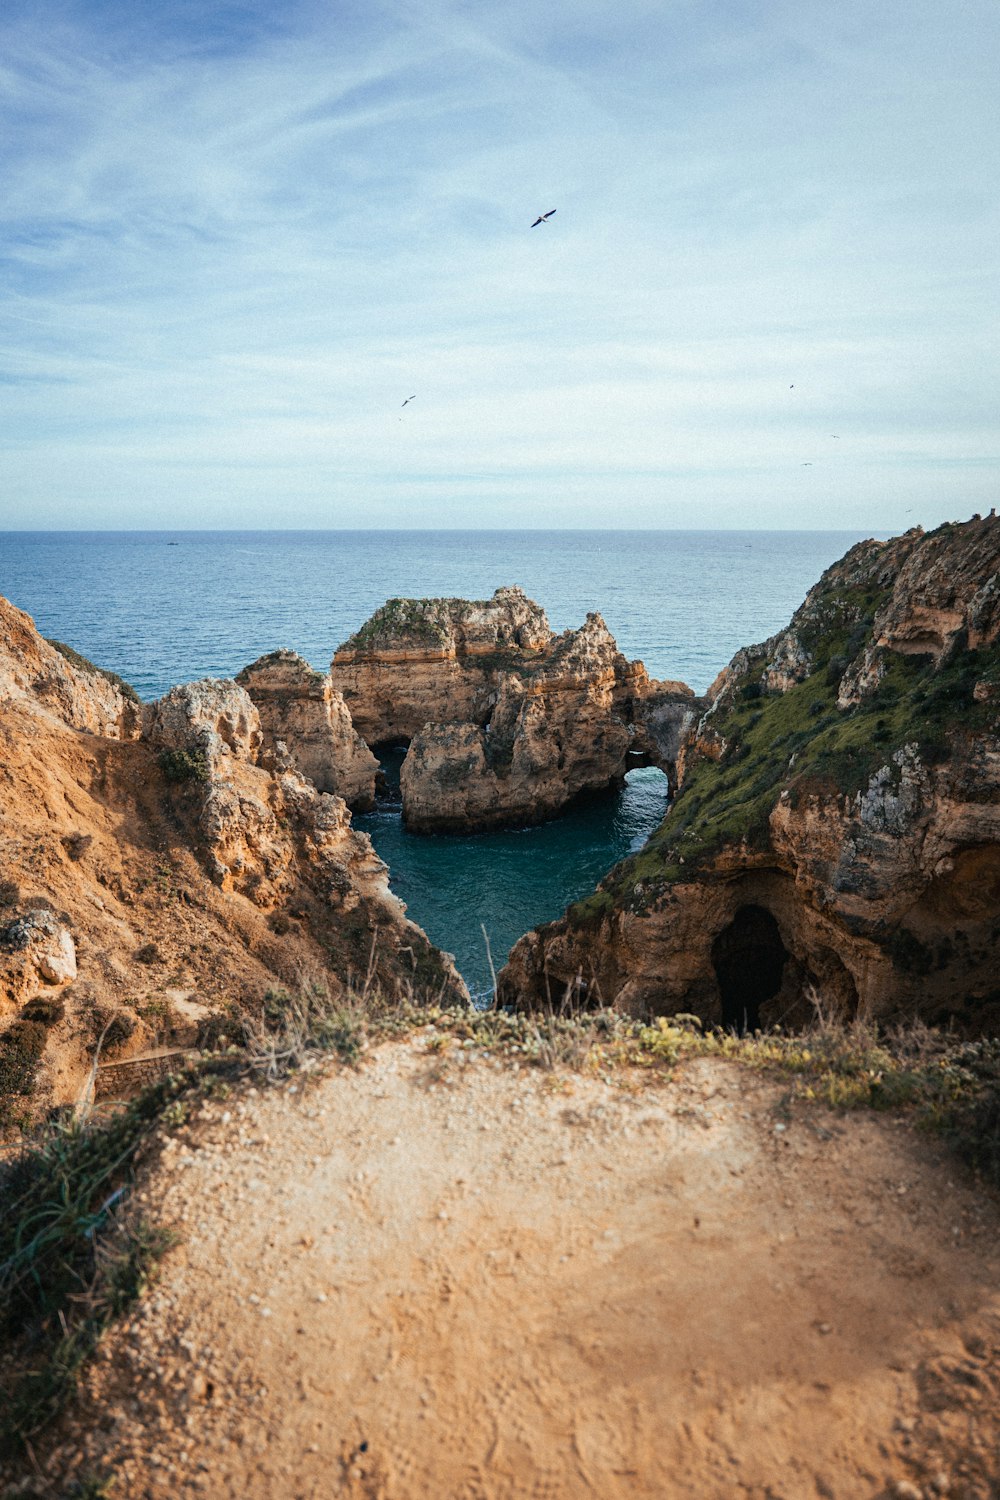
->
[0,600,466,1124]
[236,651,378,810]
[335,591,695,833]
[141,672,460,977]
[401,613,659,832]
[330,586,553,743]
[500,516,1000,1033]
[0,596,141,740]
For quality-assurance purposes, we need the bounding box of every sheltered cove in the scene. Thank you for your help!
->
[2,519,1000,1500]
[2,516,1000,1127]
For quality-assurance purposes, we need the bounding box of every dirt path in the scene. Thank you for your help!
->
[30,1040,1000,1499]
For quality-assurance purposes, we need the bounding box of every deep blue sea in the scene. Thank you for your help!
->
[0,530,873,995]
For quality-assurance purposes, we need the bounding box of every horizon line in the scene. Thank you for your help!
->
[0,524,899,536]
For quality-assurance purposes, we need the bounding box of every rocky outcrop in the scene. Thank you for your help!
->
[629,684,702,795]
[330,586,553,744]
[144,678,263,763]
[401,614,654,832]
[0,596,141,740]
[0,596,467,1123]
[334,591,696,833]
[0,909,77,1009]
[500,515,1000,1034]
[236,651,378,810]
[143,674,455,979]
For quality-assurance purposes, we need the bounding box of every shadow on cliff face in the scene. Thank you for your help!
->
[372,741,410,805]
[711,905,789,1033]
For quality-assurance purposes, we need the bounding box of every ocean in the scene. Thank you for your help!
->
[0,529,872,995]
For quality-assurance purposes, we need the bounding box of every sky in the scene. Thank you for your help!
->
[1,0,998,531]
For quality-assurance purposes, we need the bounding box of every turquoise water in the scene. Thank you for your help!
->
[0,528,874,992]
[356,754,669,999]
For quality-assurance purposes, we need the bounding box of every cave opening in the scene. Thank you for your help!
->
[711,904,789,1033]
[371,740,411,804]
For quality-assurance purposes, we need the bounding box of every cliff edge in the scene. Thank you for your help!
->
[0,600,465,1128]
[501,515,1000,1032]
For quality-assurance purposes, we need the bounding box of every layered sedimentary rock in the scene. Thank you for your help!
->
[334,589,697,832]
[0,601,466,1123]
[403,614,640,831]
[236,651,378,810]
[330,586,553,743]
[500,515,1000,1032]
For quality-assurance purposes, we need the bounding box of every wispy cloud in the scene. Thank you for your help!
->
[1,0,998,528]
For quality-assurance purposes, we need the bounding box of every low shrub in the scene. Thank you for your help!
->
[0,1020,48,1102]
[88,1008,136,1055]
[21,996,65,1027]
[157,747,210,784]
[134,942,161,965]
[0,880,19,909]
[61,833,93,862]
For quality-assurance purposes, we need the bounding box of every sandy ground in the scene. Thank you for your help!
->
[20,1038,1000,1500]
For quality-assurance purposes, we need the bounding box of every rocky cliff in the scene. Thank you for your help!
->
[330,586,553,744]
[236,650,378,810]
[0,596,141,740]
[0,603,465,1128]
[333,588,696,833]
[500,516,1000,1033]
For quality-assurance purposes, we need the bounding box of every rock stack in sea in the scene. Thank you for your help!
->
[331,586,698,833]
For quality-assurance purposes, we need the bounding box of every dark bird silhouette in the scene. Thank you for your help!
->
[531,210,556,227]
[401,396,416,407]
[802,462,812,466]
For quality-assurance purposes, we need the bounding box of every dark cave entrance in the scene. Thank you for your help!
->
[711,905,790,1033]
[371,740,411,805]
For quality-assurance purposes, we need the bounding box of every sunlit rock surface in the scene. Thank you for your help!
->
[500,516,1000,1034]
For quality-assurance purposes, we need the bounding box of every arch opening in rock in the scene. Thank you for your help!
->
[711,904,789,1033]
[370,740,411,805]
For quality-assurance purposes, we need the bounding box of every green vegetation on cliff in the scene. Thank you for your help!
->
[343,596,467,650]
[340,589,548,658]
[568,527,999,922]
[46,639,141,704]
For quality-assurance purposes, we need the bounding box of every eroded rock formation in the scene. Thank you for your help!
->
[236,650,378,810]
[0,600,466,1125]
[0,596,141,740]
[144,677,263,762]
[333,589,697,832]
[0,909,77,1009]
[330,586,553,743]
[500,515,1000,1032]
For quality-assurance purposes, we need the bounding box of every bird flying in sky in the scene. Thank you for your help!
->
[401,395,416,407]
[531,210,556,227]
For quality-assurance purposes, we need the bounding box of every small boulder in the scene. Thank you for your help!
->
[2,908,77,989]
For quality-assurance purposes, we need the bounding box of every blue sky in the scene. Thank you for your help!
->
[1,0,998,529]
